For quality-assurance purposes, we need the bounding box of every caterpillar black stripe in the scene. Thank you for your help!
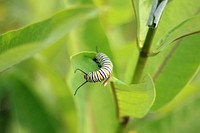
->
[74,51,113,95]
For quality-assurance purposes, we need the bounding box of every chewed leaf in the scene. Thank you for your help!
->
[71,52,155,118]
[70,51,115,95]
[70,51,98,73]
[112,75,155,118]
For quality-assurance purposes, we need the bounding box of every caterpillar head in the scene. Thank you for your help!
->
[83,74,87,80]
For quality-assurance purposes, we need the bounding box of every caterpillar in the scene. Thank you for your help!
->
[74,51,113,96]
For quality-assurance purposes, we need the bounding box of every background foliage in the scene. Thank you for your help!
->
[0,0,200,133]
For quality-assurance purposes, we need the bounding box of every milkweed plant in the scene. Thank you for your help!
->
[0,0,200,133]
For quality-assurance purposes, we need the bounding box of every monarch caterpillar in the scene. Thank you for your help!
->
[74,51,113,96]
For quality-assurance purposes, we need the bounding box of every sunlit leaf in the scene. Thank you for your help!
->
[70,51,98,73]
[89,85,120,133]
[94,0,133,27]
[70,52,119,133]
[71,52,155,118]
[112,75,155,118]
[152,0,200,50]
[149,33,200,110]
[132,0,153,47]
[130,0,200,111]
[0,6,98,72]
[68,17,118,76]
[127,84,200,133]
[154,14,200,52]
[156,73,200,117]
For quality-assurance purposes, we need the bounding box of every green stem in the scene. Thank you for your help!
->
[132,28,156,83]
[110,81,119,118]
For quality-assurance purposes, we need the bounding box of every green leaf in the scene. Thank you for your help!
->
[124,42,140,83]
[112,75,155,118]
[132,0,200,111]
[132,0,153,47]
[38,38,70,77]
[68,17,118,76]
[132,0,200,50]
[73,18,114,59]
[70,52,119,133]
[89,85,120,133]
[70,51,98,73]
[1,75,59,133]
[33,59,78,133]
[94,0,133,27]
[71,52,156,118]
[149,33,200,110]
[154,14,200,52]
[127,83,200,133]
[152,0,200,51]
[0,6,98,72]
[156,73,200,117]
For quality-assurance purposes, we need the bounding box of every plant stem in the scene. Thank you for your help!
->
[132,28,156,83]
[110,81,119,118]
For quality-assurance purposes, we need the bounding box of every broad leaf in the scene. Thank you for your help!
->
[112,75,155,118]
[68,17,118,76]
[70,52,119,133]
[33,59,78,133]
[132,0,153,47]
[0,6,98,72]
[0,74,58,133]
[149,33,200,110]
[130,0,200,111]
[71,52,155,118]
[126,83,200,133]
[71,51,97,73]
[94,0,133,27]
[152,0,200,51]
[154,13,200,53]
[132,0,200,50]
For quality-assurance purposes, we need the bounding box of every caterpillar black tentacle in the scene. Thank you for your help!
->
[74,80,88,96]
[74,68,87,74]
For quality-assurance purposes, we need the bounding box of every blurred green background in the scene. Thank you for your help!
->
[0,0,200,133]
